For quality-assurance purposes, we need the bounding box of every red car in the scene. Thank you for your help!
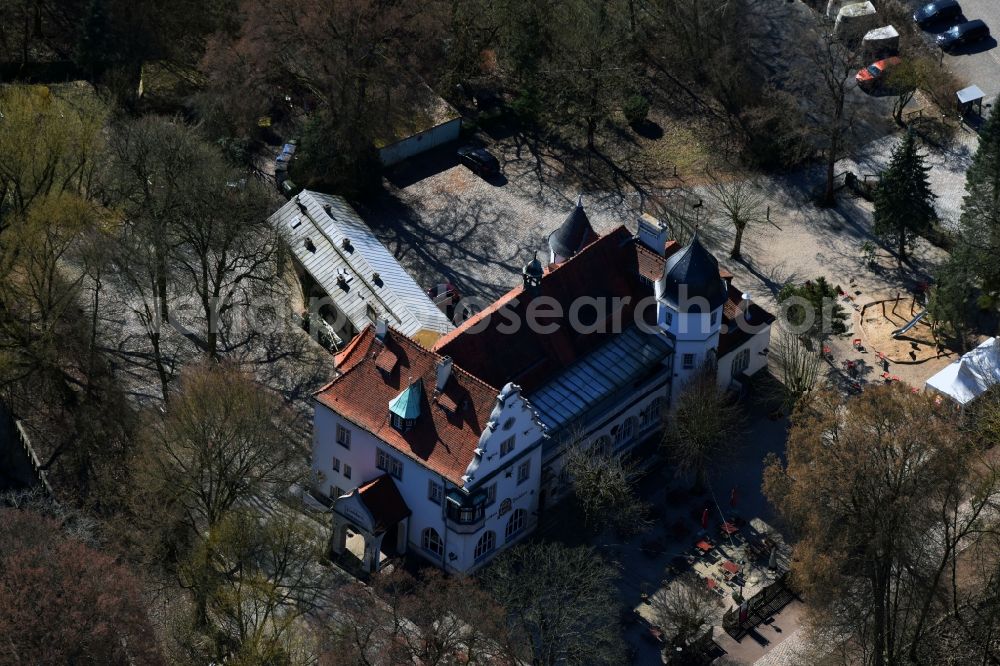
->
[856,57,902,86]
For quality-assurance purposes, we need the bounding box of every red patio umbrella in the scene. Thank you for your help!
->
[700,508,709,529]
[730,487,738,508]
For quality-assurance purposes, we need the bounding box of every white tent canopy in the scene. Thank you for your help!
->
[925,337,1000,405]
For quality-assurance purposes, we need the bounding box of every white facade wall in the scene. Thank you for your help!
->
[378,118,462,166]
[539,371,671,504]
[313,405,451,563]
[312,382,545,575]
[715,327,771,392]
[660,304,723,405]
[448,384,545,572]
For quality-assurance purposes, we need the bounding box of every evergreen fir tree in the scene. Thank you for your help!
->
[958,104,1000,293]
[872,130,936,267]
[928,252,979,351]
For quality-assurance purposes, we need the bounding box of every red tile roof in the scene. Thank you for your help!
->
[316,326,499,485]
[357,474,411,533]
[318,228,773,483]
[435,227,772,391]
[433,227,653,391]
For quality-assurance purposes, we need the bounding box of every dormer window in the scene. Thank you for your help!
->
[389,413,416,432]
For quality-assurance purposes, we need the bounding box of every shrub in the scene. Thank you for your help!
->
[623,94,651,126]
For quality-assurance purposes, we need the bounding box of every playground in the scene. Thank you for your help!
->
[857,294,943,365]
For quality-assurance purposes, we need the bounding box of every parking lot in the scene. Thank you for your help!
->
[907,0,1000,104]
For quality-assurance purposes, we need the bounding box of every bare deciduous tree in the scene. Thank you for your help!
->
[662,368,743,491]
[799,30,859,206]
[140,362,301,532]
[706,172,767,260]
[563,435,650,536]
[0,508,163,666]
[322,568,511,666]
[650,572,724,647]
[764,384,1000,665]
[485,542,624,666]
[770,328,821,411]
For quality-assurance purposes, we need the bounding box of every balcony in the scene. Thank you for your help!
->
[445,489,487,534]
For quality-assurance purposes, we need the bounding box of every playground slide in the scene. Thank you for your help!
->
[892,309,927,338]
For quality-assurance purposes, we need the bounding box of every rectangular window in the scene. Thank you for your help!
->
[500,436,515,457]
[331,456,340,472]
[331,485,345,498]
[377,449,404,480]
[732,348,751,377]
[517,460,530,484]
[486,483,497,506]
[336,424,351,449]
[428,480,443,504]
[664,311,673,326]
[343,464,352,480]
[710,311,718,325]
[682,353,696,369]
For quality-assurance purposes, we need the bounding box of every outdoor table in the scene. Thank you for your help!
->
[696,540,713,553]
[722,560,740,576]
[705,577,717,590]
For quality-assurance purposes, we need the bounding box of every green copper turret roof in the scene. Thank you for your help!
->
[389,380,423,419]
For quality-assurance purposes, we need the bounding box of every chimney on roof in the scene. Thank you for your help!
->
[436,356,453,392]
[323,204,333,217]
[296,197,308,215]
[375,318,387,340]
[742,292,753,321]
[637,213,670,256]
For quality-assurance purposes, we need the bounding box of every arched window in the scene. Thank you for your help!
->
[622,417,637,443]
[592,435,611,456]
[421,528,443,557]
[474,531,497,560]
[649,397,664,426]
[505,509,527,542]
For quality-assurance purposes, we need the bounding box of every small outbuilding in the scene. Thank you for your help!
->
[957,85,985,117]
[835,2,879,42]
[375,83,462,166]
[862,25,900,59]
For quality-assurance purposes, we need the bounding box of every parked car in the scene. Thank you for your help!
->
[457,146,500,177]
[856,56,902,87]
[275,141,297,172]
[913,0,961,27]
[936,19,990,50]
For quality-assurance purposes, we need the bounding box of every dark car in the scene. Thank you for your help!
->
[913,0,961,27]
[937,19,990,49]
[457,146,500,177]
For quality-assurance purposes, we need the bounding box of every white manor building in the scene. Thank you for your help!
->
[310,202,774,574]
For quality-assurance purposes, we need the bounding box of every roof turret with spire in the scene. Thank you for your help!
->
[657,233,728,312]
[548,195,598,263]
